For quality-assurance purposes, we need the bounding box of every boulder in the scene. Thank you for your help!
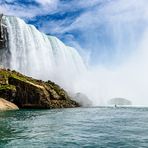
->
[0,98,19,111]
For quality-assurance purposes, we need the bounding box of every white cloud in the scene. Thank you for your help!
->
[0,4,39,18]
[35,0,58,6]
[0,0,59,18]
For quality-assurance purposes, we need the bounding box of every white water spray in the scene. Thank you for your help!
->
[71,0,148,106]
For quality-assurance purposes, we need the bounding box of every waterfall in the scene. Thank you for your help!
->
[1,16,86,91]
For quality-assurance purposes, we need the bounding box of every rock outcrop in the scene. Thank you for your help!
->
[0,98,19,111]
[0,68,80,109]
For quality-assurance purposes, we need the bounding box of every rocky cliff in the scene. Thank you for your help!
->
[0,68,80,109]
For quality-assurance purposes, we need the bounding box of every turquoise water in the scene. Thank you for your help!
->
[0,107,148,148]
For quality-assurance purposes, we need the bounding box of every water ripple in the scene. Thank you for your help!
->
[0,107,148,147]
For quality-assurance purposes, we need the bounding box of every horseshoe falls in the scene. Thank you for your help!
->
[1,16,86,92]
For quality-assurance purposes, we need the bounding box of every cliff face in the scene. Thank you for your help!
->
[0,68,80,109]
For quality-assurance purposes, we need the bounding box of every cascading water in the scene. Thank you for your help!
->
[0,16,86,92]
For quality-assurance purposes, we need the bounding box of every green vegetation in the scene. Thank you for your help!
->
[0,84,16,91]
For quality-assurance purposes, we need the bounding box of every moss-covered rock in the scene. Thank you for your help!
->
[0,68,80,109]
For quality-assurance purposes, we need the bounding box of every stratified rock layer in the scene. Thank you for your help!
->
[0,68,80,109]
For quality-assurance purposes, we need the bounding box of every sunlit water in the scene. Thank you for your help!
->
[0,107,148,148]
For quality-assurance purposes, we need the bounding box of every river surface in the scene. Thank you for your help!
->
[0,107,148,148]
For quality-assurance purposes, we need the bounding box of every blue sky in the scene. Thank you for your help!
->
[0,0,148,65]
